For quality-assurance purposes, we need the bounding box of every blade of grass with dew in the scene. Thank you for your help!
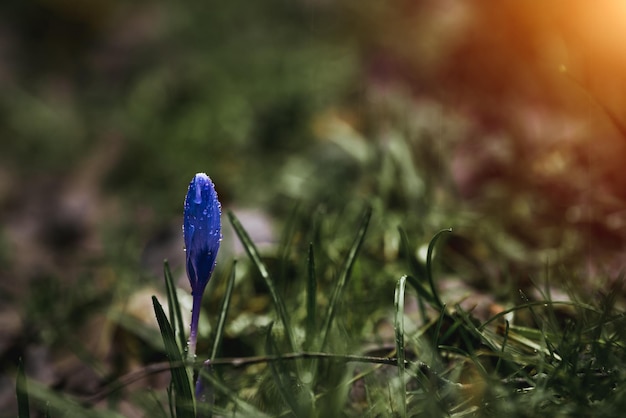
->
[319,205,372,351]
[164,260,187,353]
[266,323,307,417]
[228,210,296,353]
[210,260,237,361]
[16,358,29,418]
[305,243,317,350]
[152,296,195,418]
[398,227,431,321]
[426,228,452,311]
[394,275,407,418]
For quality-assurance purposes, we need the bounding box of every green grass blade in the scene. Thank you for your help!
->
[494,320,510,375]
[426,228,452,310]
[433,303,447,349]
[16,358,30,418]
[228,210,296,352]
[455,304,500,354]
[439,317,463,344]
[404,275,436,307]
[152,296,195,418]
[310,207,324,251]
[305,243,317,350]
[196,263,238,418]
[167,385,175,418]
[164,260,187,352]
[278,203,300,287]
[196,366,272,418]
[394,276,407,418]
[399,228,440,309]
[479,300,600,330]
[398,227,429,320]
[518,290,557,358]
[319,205,372,351]
[210,260,237,361]
[22,377,125,418]
[266,323,303,417]
[398,227,427,281]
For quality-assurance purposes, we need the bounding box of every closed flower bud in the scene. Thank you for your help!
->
[183,173,221,358]
[184,173,222,294]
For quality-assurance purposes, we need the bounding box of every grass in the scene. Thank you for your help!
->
[15,198,626,417]
[10,84,626,416]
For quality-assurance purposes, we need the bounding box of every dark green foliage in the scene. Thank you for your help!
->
[16,358,29,418]
[164,261,187,354]
[319,205,372,351]
[305,243,318,351]
[228,210,297,353]
[210,261,237,362]
[265,323,311,417]
[425,229,452,310]
[152,296,194,418]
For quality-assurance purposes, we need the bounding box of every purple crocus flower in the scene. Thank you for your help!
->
[183,173,221,358]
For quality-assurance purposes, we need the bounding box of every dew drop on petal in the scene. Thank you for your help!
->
[194,179,203,204]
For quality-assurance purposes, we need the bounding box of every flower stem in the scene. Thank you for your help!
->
[188,291,203,360]
[187,291,204,413]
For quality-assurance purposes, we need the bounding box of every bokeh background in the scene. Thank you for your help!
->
[3,1,626,415]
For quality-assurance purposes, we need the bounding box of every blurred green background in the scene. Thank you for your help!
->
[3,1,626,415]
